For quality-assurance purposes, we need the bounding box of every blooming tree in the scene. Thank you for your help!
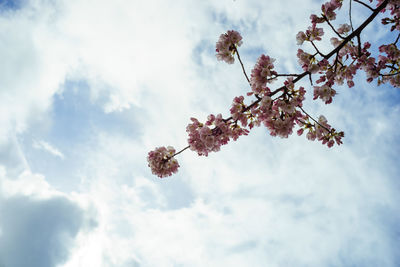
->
[148,0,400,178]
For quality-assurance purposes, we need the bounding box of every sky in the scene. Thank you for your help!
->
[0,0,399,266]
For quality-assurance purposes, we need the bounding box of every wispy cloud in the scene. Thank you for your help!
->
[33,140,65,159]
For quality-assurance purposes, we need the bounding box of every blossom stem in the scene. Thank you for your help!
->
[297,106,331,132]
[234,47,251,84]
[172,145,190,157]
[322,14,346,39]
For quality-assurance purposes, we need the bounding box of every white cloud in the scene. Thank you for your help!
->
[0,167,97,267]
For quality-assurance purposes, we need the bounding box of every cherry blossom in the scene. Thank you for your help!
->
[250,54,277,94]
[313,84,337,104]
[296,31,307,45]
[306,25,324,42]
[297,49,320,73]
[216,30,243,64]
[321,0,343,21]
[186,114,248,156]
[337,23,351,34]
[147,146,179,178]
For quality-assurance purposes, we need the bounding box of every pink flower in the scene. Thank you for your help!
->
[147,146,179,178]
[307,131,316,141]
[306,25,324,41]
[296,31,307,45]
[321,0,342,21]
[216,30,243,64]
[277,99,296,114]
[230,96,248,127]
[347,80,355,87]
[327,140,335,147]
[310,14,326,24]
[254,95,273,123]
[186,114,247,156]
[313,84,336,104]
[379,44,400,60]
[301,115,344,148]
[297,128,304,136]
[337,23,351,34]
[264,115,296,138]
[297,49,320,73]
[330,37,341,48]
[358,55,380,82]
[250,54,277,94]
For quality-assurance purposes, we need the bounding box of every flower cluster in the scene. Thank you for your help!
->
[313,84,336,104]
[377,44,400,86]
[230,96,248,126]
[216,30,243,64]
[250,54,277,95]
[259,86,305,138]
[297,115,344,147]
[231,78,307,139]
[379,0,400,31]
[381,0,400,31]
[296,25,324,45]
[337,23,351,34]
[147,146,179,178]
[296,0,400,109]
[321,0,343,20]
[186,114,249,156]
[297,49,320,73]
[262,110,298,138]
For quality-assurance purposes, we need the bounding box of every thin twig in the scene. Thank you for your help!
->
[354,0,375,11]
[322,14,346,39]
[380,71,400,77]
[393,33,400,45]
[298,106,331,132]
[385,64,398,70]
[311,41,326,56]
[267,73,300,82]
[334,52,340,73]
[172,145,190,157]
[276,74,300,77]
[234,47,251,84]
[308,73,313,85]
[349,0,355,31]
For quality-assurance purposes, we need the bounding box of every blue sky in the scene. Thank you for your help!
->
[0,0,399,266]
